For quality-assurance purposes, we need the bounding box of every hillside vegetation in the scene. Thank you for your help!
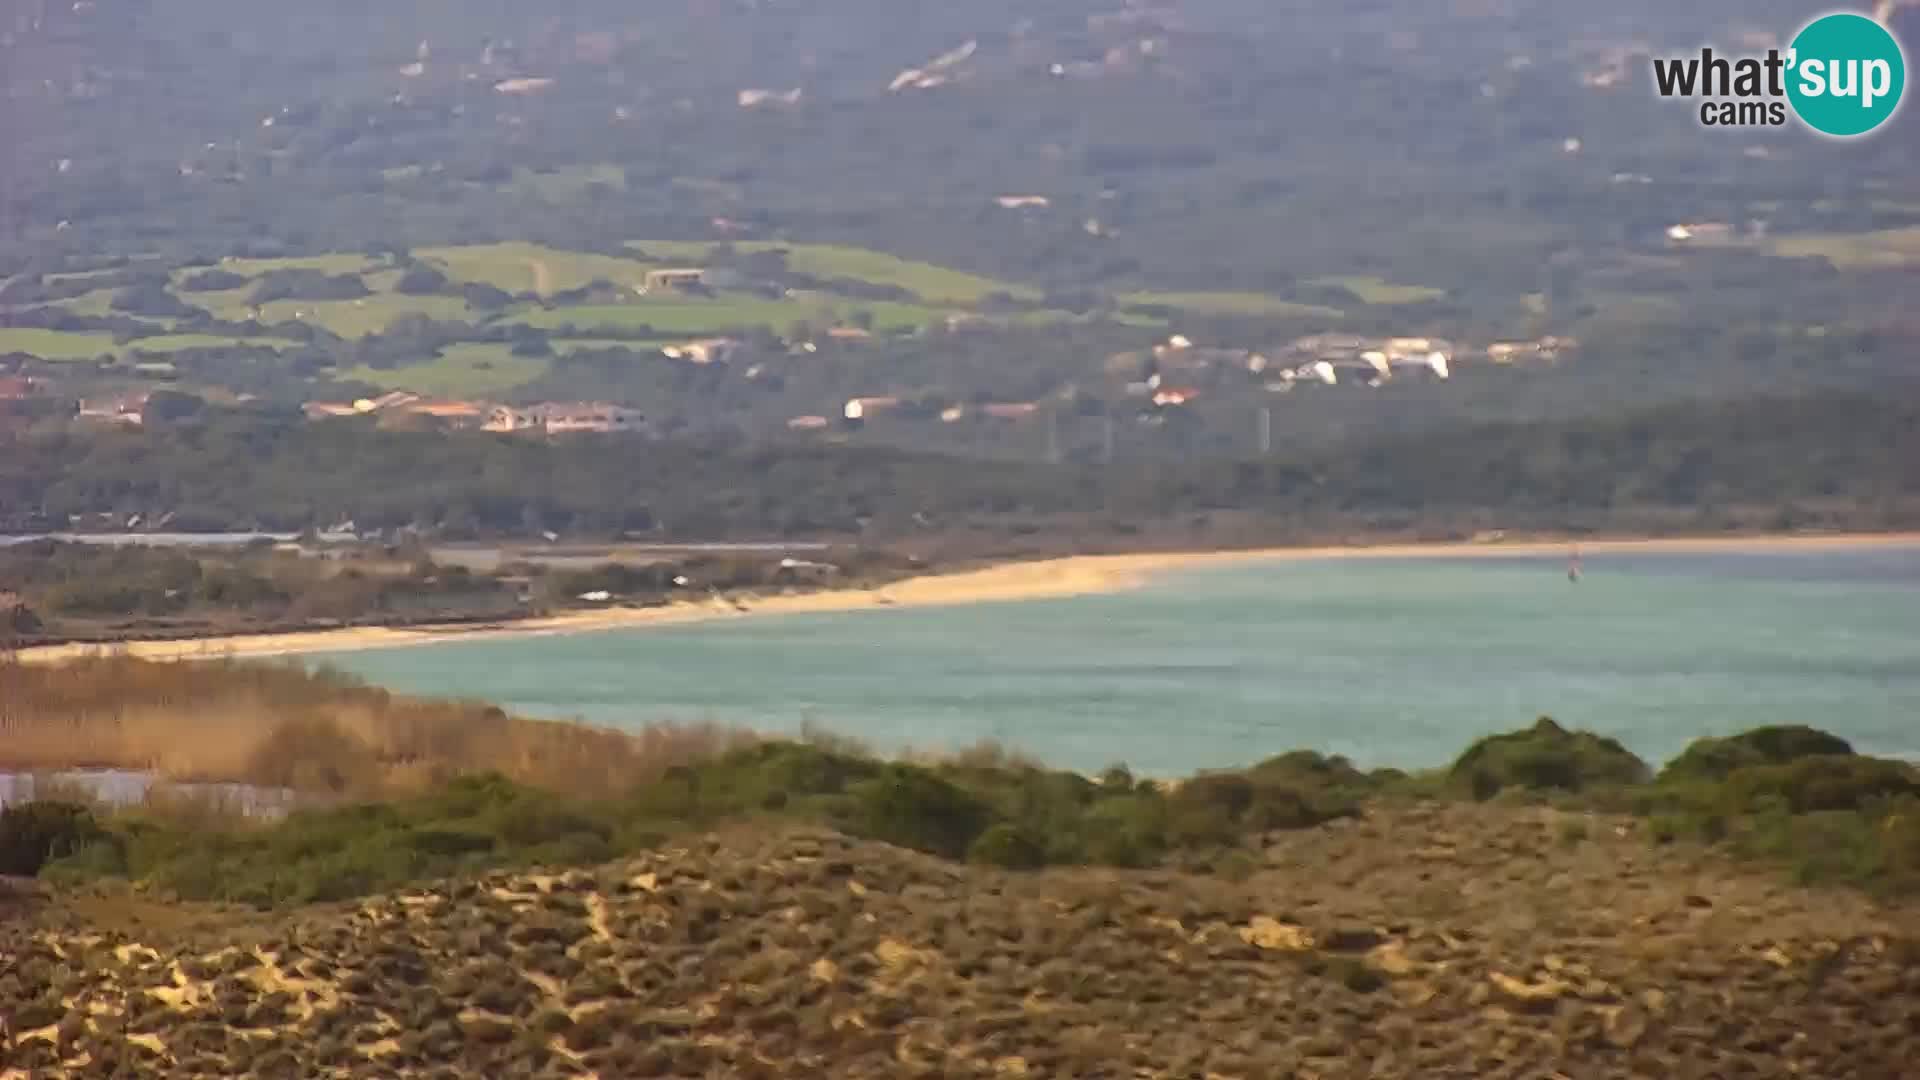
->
[4,2,1918,458]
[2,389,1915,538]
[2,660,1918,1076]
[4,815,1917,1078]
[4,660,1917,908]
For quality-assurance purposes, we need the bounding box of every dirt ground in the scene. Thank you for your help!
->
[2,801,1916,1078]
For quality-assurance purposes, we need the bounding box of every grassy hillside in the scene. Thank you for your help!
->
[340,343,551,397]
[0,236,1533,405]
[633,241,1042,304]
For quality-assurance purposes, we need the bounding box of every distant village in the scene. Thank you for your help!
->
[284,326,1574,439]
[0,316,1577,438]
[302,393,646,436]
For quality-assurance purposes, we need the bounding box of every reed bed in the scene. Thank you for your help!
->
[0,652,758,800]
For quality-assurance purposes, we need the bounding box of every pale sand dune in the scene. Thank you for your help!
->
[15,533,1916,665]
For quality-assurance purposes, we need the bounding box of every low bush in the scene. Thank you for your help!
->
[967,823,1047,869]
[1449,717,1650,798]
[1719,755,1918,815]
[1659,726,1856,783]
[841,766,993,860]
[20,685,1919,906]
[0,801,107,876]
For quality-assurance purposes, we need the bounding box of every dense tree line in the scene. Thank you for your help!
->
[0,389,1911,538]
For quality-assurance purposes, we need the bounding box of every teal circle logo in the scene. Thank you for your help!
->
[1786,13,1906,137]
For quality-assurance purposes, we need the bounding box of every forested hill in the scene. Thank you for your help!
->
[1,388,1912,539]
[4,2,1918,458]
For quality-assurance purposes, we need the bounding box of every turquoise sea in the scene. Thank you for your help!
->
[313,543,1920,777]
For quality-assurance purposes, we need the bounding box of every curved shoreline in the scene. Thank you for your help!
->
[15,532,1918,664]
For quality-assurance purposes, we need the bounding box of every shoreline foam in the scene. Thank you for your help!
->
[15,532,1918,664]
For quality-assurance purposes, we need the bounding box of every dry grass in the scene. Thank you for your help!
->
[0,653,759,800]
[8,815,1918,1077]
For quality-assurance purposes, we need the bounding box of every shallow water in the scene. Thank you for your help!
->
[0,769,295,816]
[311,543,1920,776]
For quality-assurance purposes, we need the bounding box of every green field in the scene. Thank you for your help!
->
[179,291,479,338]
[49,289,121,318]
[196,253,382,278]
[340,343,551,396]
[418,242,659,296]
[1119,290,1345,319]
[1305,275,1447,305]
[632,240,1038,304]
[42,268,129,283]
[506,163,628,202]
[0,329,119,361]
[1001,309,1167,330]
[552,338,673,352]
[10,240,1186,369]
[513,291,944,336]
[0,327,295,362]
[1765,226,1920,270]
[121,334,291,354]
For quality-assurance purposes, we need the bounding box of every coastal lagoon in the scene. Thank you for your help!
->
[314,543,1920,776]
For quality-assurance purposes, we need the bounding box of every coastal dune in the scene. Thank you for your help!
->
[15,533,1914,664]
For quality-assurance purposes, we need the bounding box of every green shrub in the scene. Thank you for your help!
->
[840,765,992,859]
[967,823,1046,869]
[1721,755,1919,814]
[408,827,498,857]
[1449,717,1650,798]
[1248,750,1375,798]
[0,801,108,876]
[628,743,879,822]
[1167,768,1361,835]
[1078,795,1169,868]
[1209,849,1259,883]
[40,837,130,882]
[1660,726,1856,783]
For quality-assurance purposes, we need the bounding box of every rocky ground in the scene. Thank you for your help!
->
[2,801,1916,1078]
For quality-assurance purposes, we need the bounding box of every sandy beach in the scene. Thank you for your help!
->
[15,532,1917,664]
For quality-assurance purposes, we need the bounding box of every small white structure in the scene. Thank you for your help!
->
[738,88,803,108]
[843,396,901,421]
[494,77,555,95]
[662,338,738,365]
